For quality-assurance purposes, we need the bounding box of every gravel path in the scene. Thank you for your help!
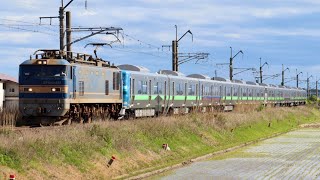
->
[161,129,320,180]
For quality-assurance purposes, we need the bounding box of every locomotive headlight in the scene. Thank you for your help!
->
[51,88,60,92]
[37,60,47,64]
[28,88,33,92]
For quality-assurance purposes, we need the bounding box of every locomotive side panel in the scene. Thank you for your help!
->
[70,64,122,104]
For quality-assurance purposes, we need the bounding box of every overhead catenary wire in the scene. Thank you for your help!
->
[0,18,172,59]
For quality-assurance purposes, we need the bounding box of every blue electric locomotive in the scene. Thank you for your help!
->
[19,49,122,125]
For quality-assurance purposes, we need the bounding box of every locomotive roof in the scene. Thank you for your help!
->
[20,59,70,66]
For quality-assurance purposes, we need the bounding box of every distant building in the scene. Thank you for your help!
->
[0,73,19,109]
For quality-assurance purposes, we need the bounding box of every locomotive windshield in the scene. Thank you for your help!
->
[20,65,67,78]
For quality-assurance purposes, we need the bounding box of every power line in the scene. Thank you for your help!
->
[0,24,58,36]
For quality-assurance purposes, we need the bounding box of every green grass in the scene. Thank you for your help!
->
[0,106,320,179]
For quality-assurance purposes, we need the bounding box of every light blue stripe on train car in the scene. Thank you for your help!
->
[122,71,131,108]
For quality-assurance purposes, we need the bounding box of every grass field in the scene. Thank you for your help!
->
[0,105,320,179]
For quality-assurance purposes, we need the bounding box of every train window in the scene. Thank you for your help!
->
[188,84,195,95]
[153,82,158,94]
[153,82,163,94]
[113,72,120,90]
[204,86,210,96]
[105,80,109,95]
[233,87,237,96]
[158,82,163,94]
[226,86,231,96]
[79,81,84,96]
[176,83,183,95]
[137,80,148,94]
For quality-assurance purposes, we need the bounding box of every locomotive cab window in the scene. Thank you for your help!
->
[113,72,120,90]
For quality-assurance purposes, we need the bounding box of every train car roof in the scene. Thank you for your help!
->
[117,64,150,73]
[187,74,211,80]
[157,70,185,76]
[246,81,258,85]
[232,79,244,84]
[120,66,305,91]
[212,77,228,82]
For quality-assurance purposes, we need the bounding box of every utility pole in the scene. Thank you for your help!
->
[281,64,289,86]
[316,78,319,99]
[164,25,209,71]
[172,39,178,71]
[172,25,192,71]
[40,0,74,54]
[296,69,302,88]
[39,0,123,61]
[259,58,268,83]
[307,73,313,98]
[66,11,72,58]
[229,47,243,81]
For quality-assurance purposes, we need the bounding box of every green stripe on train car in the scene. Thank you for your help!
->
[134,95,149,100]
[186,96,197,100]
[174,96,186,100]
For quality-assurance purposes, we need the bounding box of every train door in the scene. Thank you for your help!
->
[219,85,223,103]
[264,87,268,103]
[149,80,152,104]
[230,85,234,101]
[196,83,199,106]
[164,80,168,112]
[172,81,175,102]
[131,78,135,103]
[185,82,188,104]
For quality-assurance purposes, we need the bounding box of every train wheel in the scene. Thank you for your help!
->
[168,108,174,116]
[124,110,130,120]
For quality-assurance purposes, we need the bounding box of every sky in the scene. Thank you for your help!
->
[1,0,320,88]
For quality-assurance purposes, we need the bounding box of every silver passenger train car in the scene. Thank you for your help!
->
[120,64,307,119]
